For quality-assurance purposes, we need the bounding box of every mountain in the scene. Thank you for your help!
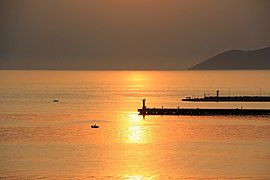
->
[189,47,270,70]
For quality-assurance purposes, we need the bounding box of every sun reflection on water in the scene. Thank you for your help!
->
[127,125,143,144]
[126,175,153,180]
[127,113,142,123]
[125,72,147,82]
[124,113,152,144]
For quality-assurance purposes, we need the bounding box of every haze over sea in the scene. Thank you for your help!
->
[1,70,270,179]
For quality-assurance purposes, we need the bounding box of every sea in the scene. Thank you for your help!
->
[0,70,270,179]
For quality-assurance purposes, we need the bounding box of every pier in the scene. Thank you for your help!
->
[182,90,270,102]
[138,99,270,116]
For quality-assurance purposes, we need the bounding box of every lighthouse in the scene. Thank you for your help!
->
[141,99,146,115]
[142,99,146,109]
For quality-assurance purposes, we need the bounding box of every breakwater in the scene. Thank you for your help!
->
[182,90,270,102]
[138,99,270,116]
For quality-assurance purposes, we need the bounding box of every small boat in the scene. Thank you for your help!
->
[91,124,99,128]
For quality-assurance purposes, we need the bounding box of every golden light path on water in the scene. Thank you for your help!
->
[120,72,152,145]
[126,175,152,180]
[125,113,152,144]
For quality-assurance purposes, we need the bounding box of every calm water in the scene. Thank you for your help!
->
[0,70,270,179]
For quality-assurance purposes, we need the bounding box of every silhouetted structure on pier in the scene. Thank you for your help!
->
[182,90,270,102]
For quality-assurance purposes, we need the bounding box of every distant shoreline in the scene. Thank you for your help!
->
[189,47,270,70]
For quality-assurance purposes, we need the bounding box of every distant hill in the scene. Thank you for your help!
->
[189,47,270,70]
